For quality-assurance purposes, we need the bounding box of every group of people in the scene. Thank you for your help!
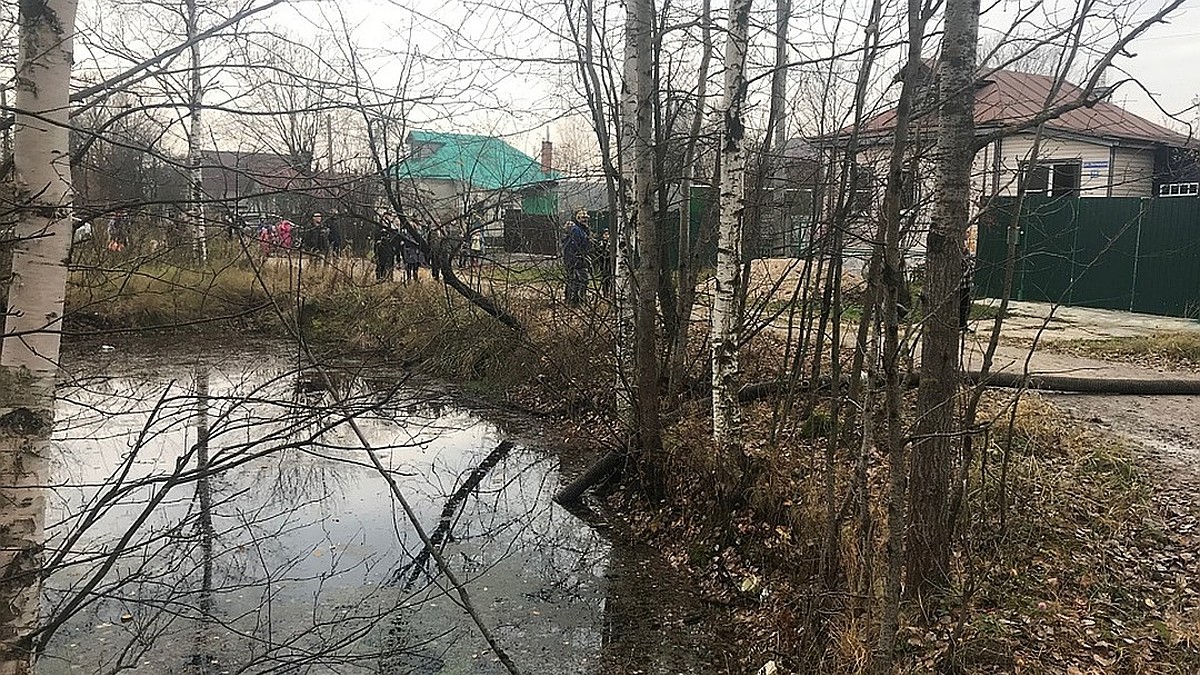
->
[252,212,344,258]
[257,217,293,255]
[373,212,487,283]
[237,204,613,301]
[560,208,612,306]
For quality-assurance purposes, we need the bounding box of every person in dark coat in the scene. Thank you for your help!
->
[327,212,344,256]
[308,212,330,257]
[401,229,423,283]
[374,213,399,281]
[561,208,591,306]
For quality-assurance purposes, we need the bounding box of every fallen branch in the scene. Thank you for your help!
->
[554,449,625,507]
[395,440,515,589]
[738,370,1200,402]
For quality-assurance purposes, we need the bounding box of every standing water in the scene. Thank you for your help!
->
[42,344,631,674]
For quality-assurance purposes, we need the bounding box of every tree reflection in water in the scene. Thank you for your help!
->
[40,347,609,674]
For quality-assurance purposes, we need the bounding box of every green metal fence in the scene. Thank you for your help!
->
[976,196,1200,318]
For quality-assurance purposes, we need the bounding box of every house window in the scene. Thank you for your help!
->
[1020,164,1049,195]
[410,142,440,160]
[1159,182,1200,198]
[850,165,875,215]
[1020,161,1081,198]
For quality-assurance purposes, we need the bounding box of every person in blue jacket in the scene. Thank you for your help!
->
[561,209,591,306]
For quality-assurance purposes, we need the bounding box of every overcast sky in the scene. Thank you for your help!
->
[1106,1,1200,131]
[63,0,1200,160]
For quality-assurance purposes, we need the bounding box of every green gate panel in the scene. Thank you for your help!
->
[1069,198,1143,311]
[1013,196,1078,305]
[974,201,1012,300]
[977,195,1200,318]
[1134,199,1200,317]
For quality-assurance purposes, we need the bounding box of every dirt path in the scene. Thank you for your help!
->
[973,341,1200,502]
[958,312,1200,509]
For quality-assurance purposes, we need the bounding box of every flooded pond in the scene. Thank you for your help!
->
[40,343,723,674]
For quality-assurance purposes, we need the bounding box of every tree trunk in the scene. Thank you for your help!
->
[0,0,78,671]
[876,0,931,661]
[615,0,640,433]
[625,0,663,472]
[186,0,207,264]
[906,0,980,598]
[712,0,752,455]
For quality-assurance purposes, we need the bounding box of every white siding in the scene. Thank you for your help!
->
[1110,147,1155,197]
[993,133,1117,197]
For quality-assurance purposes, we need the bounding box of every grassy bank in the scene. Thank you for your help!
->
[65,252,616,413]
[65,254,1200,673]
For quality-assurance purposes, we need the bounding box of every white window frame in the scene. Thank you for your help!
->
[1159,182,1199,198]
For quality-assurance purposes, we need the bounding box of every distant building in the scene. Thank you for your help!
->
[199,150,363,218]
[811,65,1199,253]
[391,131,561,241]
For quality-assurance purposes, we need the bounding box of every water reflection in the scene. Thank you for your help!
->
[42,346,610,674]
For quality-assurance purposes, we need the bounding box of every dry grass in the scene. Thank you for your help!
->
[611,383,1200,674]
[1047,331,1200,372]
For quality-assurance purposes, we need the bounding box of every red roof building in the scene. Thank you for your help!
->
[846,67,1197,203]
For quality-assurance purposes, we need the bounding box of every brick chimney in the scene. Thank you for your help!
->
[540,140,553,173]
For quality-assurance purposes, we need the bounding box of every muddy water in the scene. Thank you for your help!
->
[43,344,722,674]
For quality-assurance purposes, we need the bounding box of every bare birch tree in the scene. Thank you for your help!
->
[0,0,79,671]
[907,0,980,597]
[185,0,207,263]
[623,0,663,469]
[711,0,752,456]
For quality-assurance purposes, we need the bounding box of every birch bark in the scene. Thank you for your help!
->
[711,0,752,452]
[623,0,662,462]
[615,0,640,430]
[0,0,79,671]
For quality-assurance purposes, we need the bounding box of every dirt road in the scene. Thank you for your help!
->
[960,301,1200,505]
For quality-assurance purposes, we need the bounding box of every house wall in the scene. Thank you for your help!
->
[989,133,1156,198]
[1110,147,1156,197]
[405,178,462,217]
[854,142,941,255]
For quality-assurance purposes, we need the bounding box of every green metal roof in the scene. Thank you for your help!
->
[392,130,561,191]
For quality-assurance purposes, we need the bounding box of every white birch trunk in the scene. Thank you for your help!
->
[186,0,207,264]
[711,0,752,450]
[0,0,78,671]
[614,0,641,431]
[626,0,663,459]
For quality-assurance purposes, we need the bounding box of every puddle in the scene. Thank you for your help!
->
[41,345,617,674]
